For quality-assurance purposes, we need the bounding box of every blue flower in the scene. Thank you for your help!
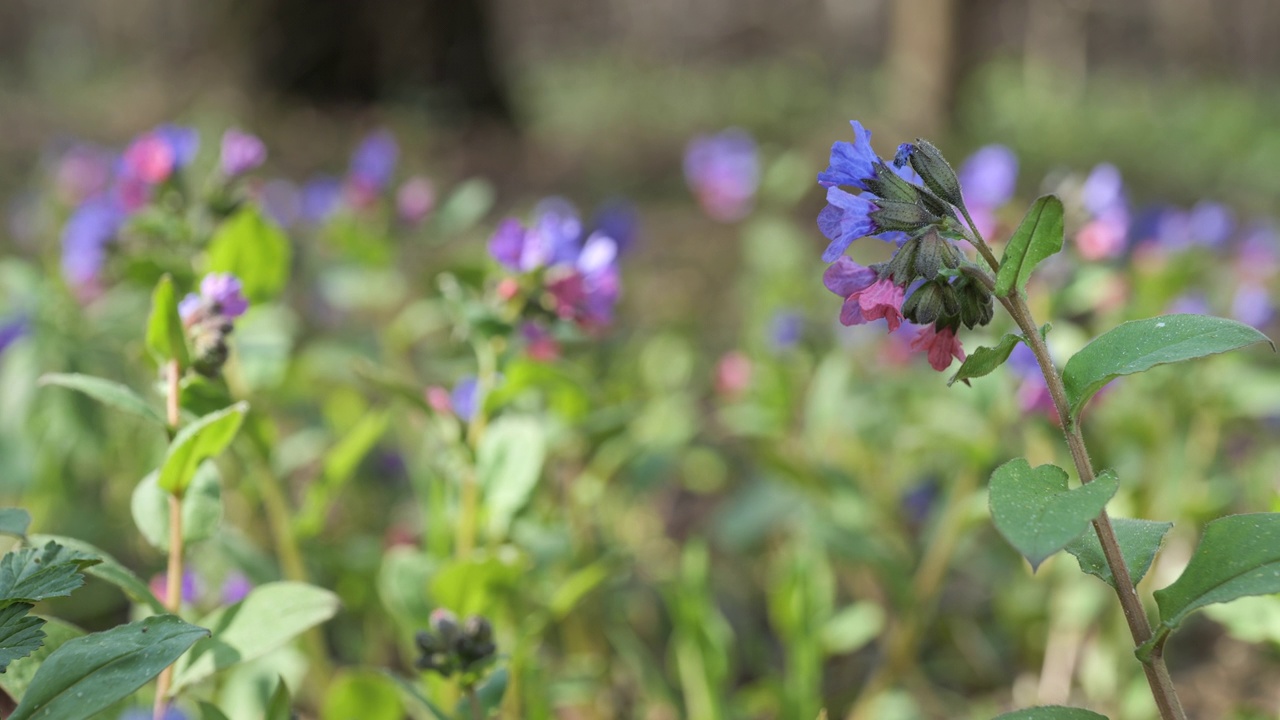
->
[957,145,1018,210]
[300,176,343,223]
[817,121,879,190]
[0,316,28,356]
[1188,201,1235,248]
[349,130,399,192]
[768,311,804,352]
[817,187,880,262]
[451,377,480,422]
[60,197,123,285]
[685,129,760,222]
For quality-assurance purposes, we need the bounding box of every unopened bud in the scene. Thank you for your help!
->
[899,140,964,210]
[871,200,936,233]
[863,162,920,204]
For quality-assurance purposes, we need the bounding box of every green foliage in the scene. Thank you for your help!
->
[37,374,166,426]
[0,604,48,674]
[158,402,248,495]
[1062,314,1273,423]
[454,668,508,719]
[993,708,1109,720]
[949,333,1024,386]
[9,615,208,720]
[0,541,100,604]
[132,462,223,550]
[988,460,1117,570]
[146,274,190,370]
[0,508,31,539]
[1065,518,1172,589]
[0,618,83,701]
[205,207,292,302]
[994,195,1063,298]
[28,535,166,613]
[265,677,293,720]
[477,415,547,538]
[322,670,404,720]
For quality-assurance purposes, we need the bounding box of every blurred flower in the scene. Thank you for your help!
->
[489,200,584,272]
[220,571,253,605]
[715,351,752,397]
[156,124,200,168]
[1188,201,1235,248]
[180,273,249,322]
[55,144,114,204]
[768,311,803,352]
[909,324,965,371]
[1081,163,1124,217]
[684,129,759,222]
[396,176,435,225]
[957,144,1017,210]
[823,257,901,329]
[259,179,302,228]
[451,377,480,422]
[546,233,620,330]
[1075,163,1129,260]
[901,479,939,526]
[60,197,123,288]
[220,128,267,177]
[521,322,560,362]
[120,708,187,720]
[181,273,250,377]
[1155,208,1192,251]
[425,386,453,415]
[1232,284,1273,328]
[301,176,343,223]
[0,316,28,356]
[149,569,201,605]
[1235,221,1280,283]
[590,199,639,255]
[1076,214,1128,261]
[121,133,174,184]
[1167,293,1211,316]
[348,129,398,201]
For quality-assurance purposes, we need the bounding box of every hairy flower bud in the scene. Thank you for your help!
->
[903,280,961,326]
[956,275,995,329]
[870,200,936,233]
[897,140,964,210]
[863,162,921,204]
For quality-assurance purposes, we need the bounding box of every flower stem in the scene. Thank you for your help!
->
[154,359,184,720]
[457,338,498,559]
[961,219,1187,719]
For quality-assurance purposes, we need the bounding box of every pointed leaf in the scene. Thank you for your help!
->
[0,508,31,539]
[949,333,1024,386]
[197,702,233,720]
[9,615,208,720]
[0,603,45,673]
[478,415,546,538]
[266,676,293,720]
[994,195,1064,298]
[158,402,248,495]
[28,534,165,614]
[994,707,1109,720]
[1065,518,1172,589]
[989,459,1117,570]
[171,581,340,692]
[1062,314,1273,423]
[0,541,100,604]
[132,462,223,551]
[37,374,165,426]
[206,207,292,302]
[146,275,190,369]
[0,617,82,701]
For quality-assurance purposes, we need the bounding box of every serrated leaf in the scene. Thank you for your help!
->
[9,615,208,720]
[988,460,1117,571]
[0,603,45,673]
[994,195,1064,298]
[28,535,165,614]
[1062,314,1272,423]
[37,374,165,426]
[132,463,223,551]
[949,333,1024,386]
[146,275,190,369]
[158,403,248,495]
[0,509,31,539]
[0,541,100,604]
[205,207,292,302]
[993,707,1109,720]
[478,415,546,538]
[171,581,340,692]
[0,617,82,700]
[1151,513,1280,645]
[1065,518,1172,589]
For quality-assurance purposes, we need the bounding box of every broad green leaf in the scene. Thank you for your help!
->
[377,547,437,628]
[9,615,208,720]
[321,669,403,720]
[0,617,82,701]
[28,534,166,614]
[988,459,1117,570]
[205,207,292,302]
[949,333,1024,386]
[478,415,547,538]
[198,702,233,720]
[821,602,885,655]
[266,677,292,720]
[146,275,190,369]
[0,508,31,539]
[172,581,340,692]
[455,667,508,719]
[158,402,248,495]
[0,603,45,673]
[0,541,100,604]
[37,374,165,426]
[434,178,495,236]
[1062,314,1272,423]
[994,195,1064,298]
[132,463,223,551]
[1151,513,1280,644]
[385,672,450,720]
[994,707,1109,720]
[1065,518,1172,589]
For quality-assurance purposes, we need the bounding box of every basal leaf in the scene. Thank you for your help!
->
[988,459,1117,571]
[0,603,45,673]
[158,402,248,495]
[205,207,292,302]
[993,707,1109,720]
[145,275,190,369]
[1062,314,1272,424]
[994,195,1064,298]
[0,541,100,605]
[37,374,165,427]
[1065,518,1172,590]
[949,333,1024,386]
[9,615,208,720]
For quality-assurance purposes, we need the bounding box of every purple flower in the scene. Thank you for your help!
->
[590,199,639,255]
[120,709,187,720]
[150,569,201,605]
[1006,343,1040,380]
[1232,284,1273,328]
[1188,201,1235,248]
[488,199,585,273]
[818,187,880,262]
[155,125,200,168]
[769,311,804,351]
[221,571,253,605]
[55,144,114,204]
[0,316,28,356]
[260,179,302,228]
[1081,164,1125,217]
[817,121,879,190]
[301,176,343,223]
[181,273,249,322]
[220,128,267,177]
[396,176,435,225]
[1155,208,1193,251]
[1235,221,1279,282]
[547,232,621,330]
[451,376,480,422]
[60,197,123,286]
[684,129,759,222]
[822,257,877,326]
[349,129,398,192]
[1167,293,1211,316]
[121,125,198,185]
[957,145,1017,210]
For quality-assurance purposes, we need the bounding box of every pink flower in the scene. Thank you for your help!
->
[1076,216,1127,261]
[910,325,966,371]
[715,351,752,397]
[122,133,175,184]
[856,279,905,331]
[396,176,435,225]
[822,258,905,331]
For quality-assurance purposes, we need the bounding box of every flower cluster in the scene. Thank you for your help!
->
[817,121,995,371]
[415,608,497,679]
[179,273,250,376]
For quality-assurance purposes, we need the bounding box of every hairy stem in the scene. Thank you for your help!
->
[962,219,1187,720]
[154,360,183,720]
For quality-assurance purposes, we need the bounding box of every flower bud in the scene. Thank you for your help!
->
[457,615,497,670]
[870,199,936,233]
[956,275,995,329]
[883,235,921,283]
[863,162,921,204]
[902,280,960,326]
[899,140,964,210]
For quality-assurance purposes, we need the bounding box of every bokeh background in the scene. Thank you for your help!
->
[2,1,1280,719]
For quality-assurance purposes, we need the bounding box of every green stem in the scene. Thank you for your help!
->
[961,217,1187,720]
[154,360,184,720]
[456,338,498,559]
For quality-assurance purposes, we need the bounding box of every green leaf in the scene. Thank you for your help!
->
[993,707,1109,720]
[37,374,165,426]
[454,668,508,719]
[146,275,190,369]
[384,672,450,720]
[0,617,82,701]
[478,415,547,538]
[205,207,292,302]
[1151,513,1280,644]
[266,676,293,720]
[377,547,437,628]
[9,615,208,720]
[434,179,495,236]
[0,508,31,539]
[949,333,1024,386]
[197,702,233,720]
[295,410,390,537]
[0,603,45,673]
[821,602,885,655]
[321,669,403,720]
[988,459,1118,571]
[994,194,1064,298]
[1062,314,1273,424]
[132,463,223,551]
[1065,518,1172,589]
[158,402,248,495]
[171,581,340,692]
[0,541,100,604]
[28,535,166,614]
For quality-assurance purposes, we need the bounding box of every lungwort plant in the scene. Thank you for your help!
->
[817,121,1277,720]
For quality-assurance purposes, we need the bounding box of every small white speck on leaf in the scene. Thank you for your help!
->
[1156,322,1166,328]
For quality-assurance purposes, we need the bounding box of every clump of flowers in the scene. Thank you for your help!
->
[817,121,996,371]
[180,273,250,376]
[684,129,759,222]
[414,608,497,680]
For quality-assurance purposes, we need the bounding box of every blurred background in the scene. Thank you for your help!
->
[2,1,1280,719]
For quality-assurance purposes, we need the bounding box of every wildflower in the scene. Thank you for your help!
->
[301,176,343,223]
[396,176,435,225]
[451,377,480,422]
[909,324,966,371]
[60,197,123,288]
[521,322,560,362]
[221,572,253,605]
[957,144,1017,238]
[1188,201,1235,248]
[415,609,498,678]
[1075,163,1130,260]
[347,129,398,204]
[122,125,199,184]
[822,257,877,326]
[54,144,114,205]
[715,351,752,397]
[220,128,267,177]
[1232,284,1273,328]
[180,273,249,322]
[768,311,804,352]
[149,569,201,606]
[1235,222,1279,283]
[424,386,453,415]
[818,187,880,262]
[545,234,621,330]
[684,129,759,222]
[591,199,639,255]
[1080,164,1125,217]
[817,121,879,190]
